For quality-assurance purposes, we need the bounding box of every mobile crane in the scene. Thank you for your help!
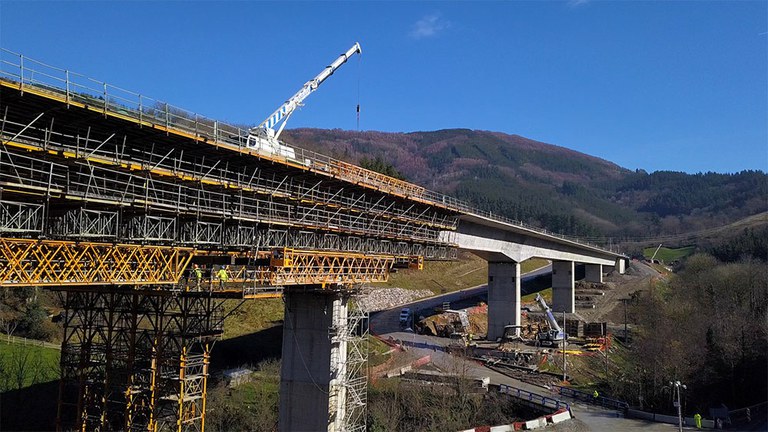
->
[534,294,566,347]
[247,43,362,159]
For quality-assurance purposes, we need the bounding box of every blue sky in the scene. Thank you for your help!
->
[1,1,766,174]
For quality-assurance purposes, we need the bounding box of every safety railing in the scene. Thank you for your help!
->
[553,385,629,411]
[0,48,621,255]
[499,384,570,412]
[1,117,459,232]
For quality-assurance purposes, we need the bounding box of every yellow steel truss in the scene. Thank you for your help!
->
[267,248,395,287]
[0,238,193,287]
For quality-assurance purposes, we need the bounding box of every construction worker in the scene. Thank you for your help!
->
[217,265,229,289]
[592,390,599,401]
[694,412,702,429]
[192,264,202,290]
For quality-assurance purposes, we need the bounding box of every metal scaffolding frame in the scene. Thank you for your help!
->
[0,127,456,255]
[56,288,225,432]
[324,290,369,432]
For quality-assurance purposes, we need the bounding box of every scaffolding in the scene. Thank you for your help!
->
[0,116,457,257]
[320,290,368,432]
[0,238,193,287]
[56,288,225,432]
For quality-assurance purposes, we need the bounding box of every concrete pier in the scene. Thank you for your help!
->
[585,264,603,283]
[615,257,626,274]
[551,260,575,313]
[487,261,521,341]
[280,289,347,432]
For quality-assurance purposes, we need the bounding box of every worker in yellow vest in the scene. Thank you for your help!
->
[694,413,702,429]
[217,265,229,288]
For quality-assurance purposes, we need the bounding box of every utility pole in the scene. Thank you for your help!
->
[562,311,567,382]
[622,298,629,341]
[671,380,686,432]
[603,324,608,377]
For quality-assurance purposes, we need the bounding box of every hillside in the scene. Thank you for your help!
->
[282,128,767,240]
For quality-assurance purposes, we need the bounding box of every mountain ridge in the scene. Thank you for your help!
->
[281,128,767,241]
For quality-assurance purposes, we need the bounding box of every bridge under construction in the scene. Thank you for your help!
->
[0,48,626,432]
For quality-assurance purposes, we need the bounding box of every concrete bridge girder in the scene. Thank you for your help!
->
[438,230,617,267]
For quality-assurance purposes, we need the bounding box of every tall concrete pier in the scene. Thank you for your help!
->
[280,288,365,432]
[552,260,575,313]
[487,261,521,341]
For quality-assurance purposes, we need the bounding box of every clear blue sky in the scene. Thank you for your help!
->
[1,1,766,174]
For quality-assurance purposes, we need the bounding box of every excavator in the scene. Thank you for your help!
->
[247,43,362,160]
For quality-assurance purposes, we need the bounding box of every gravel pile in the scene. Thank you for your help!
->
[358,288,433,313]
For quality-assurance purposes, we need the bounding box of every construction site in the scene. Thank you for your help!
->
[0,45,629,432]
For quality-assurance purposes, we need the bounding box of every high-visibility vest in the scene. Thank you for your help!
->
[217,269,228,281]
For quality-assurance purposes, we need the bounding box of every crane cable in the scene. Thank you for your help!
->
[356,50,362,131]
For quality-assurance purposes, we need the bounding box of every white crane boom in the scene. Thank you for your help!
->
[535,294,563,334]
[250,43,362,142]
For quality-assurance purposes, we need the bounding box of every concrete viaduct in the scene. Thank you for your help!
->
[442,214,626,340]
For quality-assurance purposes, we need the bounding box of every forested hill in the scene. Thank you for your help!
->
[281,128,767,240]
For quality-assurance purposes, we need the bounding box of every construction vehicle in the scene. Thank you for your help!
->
[444,309,471,335]
[534,294,566,347]
[444,309,478,347]
[247,43,362,160]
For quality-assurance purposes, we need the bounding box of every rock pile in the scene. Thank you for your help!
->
[357,288,433,312]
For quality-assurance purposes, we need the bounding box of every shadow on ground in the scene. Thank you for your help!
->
[0,380,58,431]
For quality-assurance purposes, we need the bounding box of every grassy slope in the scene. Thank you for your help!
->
[643,246,696,263]
[221,298,285,340]
[381,252,548,294]
[0,340,60,389]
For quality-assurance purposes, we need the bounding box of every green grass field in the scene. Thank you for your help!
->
[643,246,696,263]
[221,298,285,340]
[0,339,60,390]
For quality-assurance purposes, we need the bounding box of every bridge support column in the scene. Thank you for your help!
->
[552,260,575,313]
[280,288,349,432]
[487,261,521,341]
[585,264,603,284]
[615,257,626,274]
